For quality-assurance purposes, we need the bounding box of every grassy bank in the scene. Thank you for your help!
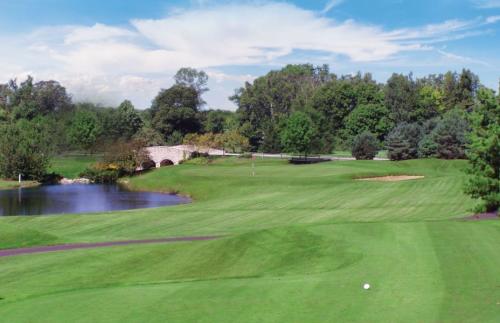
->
[49,154,99,178]
[0,180,39,190]
[1,158,499,322]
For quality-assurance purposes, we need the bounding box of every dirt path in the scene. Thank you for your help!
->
[463,212,498,221]
[0,236,221,258]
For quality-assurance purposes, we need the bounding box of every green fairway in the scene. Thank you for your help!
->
[0,158,498,322]
[49,154,99,178]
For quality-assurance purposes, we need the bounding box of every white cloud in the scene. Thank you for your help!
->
[486,15,500,23]
[322,0,345,14]
[472,0,500,8]
[437,49,490,67]
[0,2,496,110]
[132,3,413,63]
[64,23,136,44]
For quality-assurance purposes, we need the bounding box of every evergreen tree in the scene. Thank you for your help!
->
[386,123,423,160]
[465,89,500,212]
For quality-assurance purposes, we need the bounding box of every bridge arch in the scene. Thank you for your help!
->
[159,159,174,167]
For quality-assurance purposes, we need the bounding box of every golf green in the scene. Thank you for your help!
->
[0,158,498,322]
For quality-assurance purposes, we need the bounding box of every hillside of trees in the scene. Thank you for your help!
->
[0,65,498,172]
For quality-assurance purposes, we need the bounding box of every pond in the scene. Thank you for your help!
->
[0,184,191,216]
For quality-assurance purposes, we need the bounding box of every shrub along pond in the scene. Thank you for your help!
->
[0,184,191,216]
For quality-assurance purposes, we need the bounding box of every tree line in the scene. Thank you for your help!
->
[0,65,498,211]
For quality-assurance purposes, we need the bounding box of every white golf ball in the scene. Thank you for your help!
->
[363,283,370,290]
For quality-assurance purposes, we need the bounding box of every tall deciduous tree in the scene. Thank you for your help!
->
[342,103,392,142]
[151,85,201,140]
[234,64,331,150]
[280,112,317,157]
[68,109,102,153]
[384,73,419,123]
[174,67,209,104]
[115,100,143,140]
[311,73,383,150]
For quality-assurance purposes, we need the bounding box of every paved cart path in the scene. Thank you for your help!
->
[0,235,221,258]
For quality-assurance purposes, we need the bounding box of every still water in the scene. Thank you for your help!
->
[0,184,190,216]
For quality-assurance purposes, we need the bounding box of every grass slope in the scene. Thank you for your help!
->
[0,158,498,322]
[0,180,38,190]
[49,154,99,178]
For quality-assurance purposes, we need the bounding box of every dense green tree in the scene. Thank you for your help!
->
[165,131,185,146]
[311,73,383,148]
[0,119,53,180]
[416,84,443,119]
[384,73,419,123]
[234,64,331,151]
[342,103,392,142]
[113,100,143,140]
[133,126,165,146]
[456,69,479,111]
[352,132,379,160]
[151,84,200,115]
[280,112,317,157]
[418,135,439,158]
[2,77,72,119]
[0,107,7,122]
[260,121,282,153]
[220,130,250,153]
[386,123,423,160]
[152,105,200,141]
[202,110,235,133]
[32,80,72,114]
[465,89,500,212]
[150,84,201,140]
[68,109,102,153]
[418,111,469,159]
[442,70,480,111]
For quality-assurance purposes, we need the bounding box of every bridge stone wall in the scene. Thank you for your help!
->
[146,146,192,167]
[145,145,225,167]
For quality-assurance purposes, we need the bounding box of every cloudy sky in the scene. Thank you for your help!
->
[0,0,499,110]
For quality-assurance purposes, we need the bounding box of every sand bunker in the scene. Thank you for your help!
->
[356,175,424,182]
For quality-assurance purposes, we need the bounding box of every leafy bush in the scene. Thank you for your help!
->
[80,166,120,184]
[351,132,379,160]
[386,123,423,161]
[133,127,165,146]
[102,140,150,174]
[182,157,212,165]
[80,140,150,183]
[184,130,249,153]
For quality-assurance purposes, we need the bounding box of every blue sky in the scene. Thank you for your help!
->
[0,0,498,109]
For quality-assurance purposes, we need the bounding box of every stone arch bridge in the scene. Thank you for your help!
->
[145,145,225,167]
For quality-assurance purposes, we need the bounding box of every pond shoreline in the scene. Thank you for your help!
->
[0,180,40,191]
[0,183,191,217]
